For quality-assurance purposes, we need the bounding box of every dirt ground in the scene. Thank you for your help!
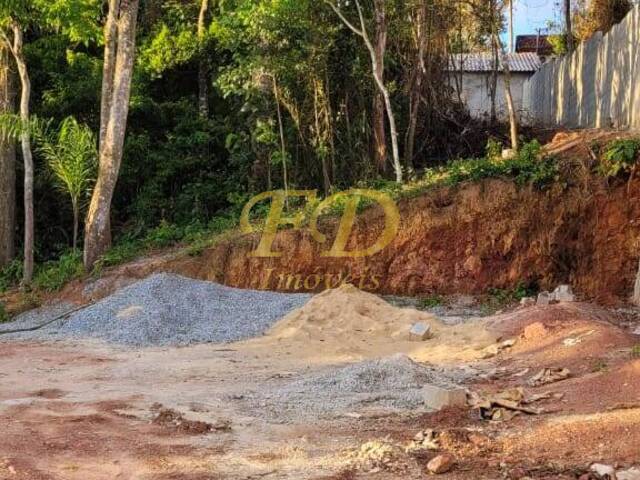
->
[1,300,639,480]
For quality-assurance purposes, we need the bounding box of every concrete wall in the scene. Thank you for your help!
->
[459,72,531,122]
[523,6,640,129]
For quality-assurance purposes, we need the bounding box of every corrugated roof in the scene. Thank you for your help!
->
[516,35,554,56]
[448,52,542,73]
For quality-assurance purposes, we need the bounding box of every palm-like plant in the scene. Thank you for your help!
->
[38,117,97,251]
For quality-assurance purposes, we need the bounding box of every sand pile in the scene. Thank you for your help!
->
[268,284,442,342]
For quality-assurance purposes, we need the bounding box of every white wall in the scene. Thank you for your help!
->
[523,6,640,129]
[458,72,531,123]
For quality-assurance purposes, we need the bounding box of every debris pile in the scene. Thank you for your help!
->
[238,354,470,421]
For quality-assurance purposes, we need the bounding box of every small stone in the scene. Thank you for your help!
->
[632,326,640,336]
[553,284,576,302]
[523,322,549,340]
[427,454,455,474]
[618,467,640,480]
[409,323,432,341]
[422,384,467,410]
[590,463,616,479]
[508,467,528,479]
[520,297,535,307]
[537,292,551,306]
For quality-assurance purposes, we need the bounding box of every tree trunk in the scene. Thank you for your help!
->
[197,0,209,118]
[405,0,428,170]
[0,45,15,268]
[372,0,387,174]
[9,25,34,286]
[326,0,403,182]
[72,200,79,252]
[84,0,140,269]
[508,0,514,53]
[493,33,519,151]
[564,0,574,53]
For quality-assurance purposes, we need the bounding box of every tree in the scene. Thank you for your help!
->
[0,17,34,285]
[564,0,574,53]
[0,43,14,268]
[326,0,403,183]
[197,0,210,118]
[84,0,140,269]
[39,117,97,251]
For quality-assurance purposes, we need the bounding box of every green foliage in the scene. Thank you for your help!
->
[0,259,23,293]
[632,345,640,359]
[418,295,444,309]
[0,302,8,323]
[485,137,503,160]
[33,251,84,292]
[412,140,558,194]
[484,283,536,311]
[38,116,97,206]
[598,138,640,178]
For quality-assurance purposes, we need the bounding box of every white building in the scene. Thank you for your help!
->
[449,52,542,123]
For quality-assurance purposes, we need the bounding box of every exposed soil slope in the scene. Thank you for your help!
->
[56,130,640,305]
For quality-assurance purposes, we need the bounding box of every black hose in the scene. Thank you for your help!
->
[0,304,90,336]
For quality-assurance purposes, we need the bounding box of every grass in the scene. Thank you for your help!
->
[418,295,445,309]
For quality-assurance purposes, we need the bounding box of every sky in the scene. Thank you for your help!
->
[511,0,560,36]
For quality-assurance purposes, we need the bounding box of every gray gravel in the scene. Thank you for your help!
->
[1,273,310,347]
[235,354,472,422]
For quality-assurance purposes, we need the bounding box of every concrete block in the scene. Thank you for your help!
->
[422,384,467,410]
[552,285,575,302]
[409,323,432,341]
[536,291,551,306]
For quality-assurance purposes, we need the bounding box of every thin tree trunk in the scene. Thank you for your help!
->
[372,0,387,174]
[493,33,519,151]
[272,78,289,199]
[406,0,427,170]
[7,24,34,285]
[508,0,514,53]
[84,0,140,269]
[197,0,209,117]
[564,0,574,53]
[0,44,15,268]
[72,200,79,252]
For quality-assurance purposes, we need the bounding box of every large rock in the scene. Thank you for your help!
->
[427,454,455,474]
[422,384,467,410]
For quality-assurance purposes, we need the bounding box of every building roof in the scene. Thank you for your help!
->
[515,35,554,56]
[448,52,542,73]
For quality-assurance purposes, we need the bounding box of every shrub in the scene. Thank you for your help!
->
[0,302,8,323]
[632,345,640,358]
[33,251,84,292]
[418,295,444,309]
[0,259,23,293]
[599,138,640,178]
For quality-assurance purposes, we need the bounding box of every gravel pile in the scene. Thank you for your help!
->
[236,354,470,422]
[1,273,310,347]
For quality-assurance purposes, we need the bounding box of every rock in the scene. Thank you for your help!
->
[537,292,552,306]
[520,297,535,307]
[409,322,432,341]
[422,384,467,410]
[502,148,517,160]
[617,467,640,480]
[427,454,455,474]
[632,326,640,336]
[523,322,549,340]
[590,463,617,479]
[553,284,576,302]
